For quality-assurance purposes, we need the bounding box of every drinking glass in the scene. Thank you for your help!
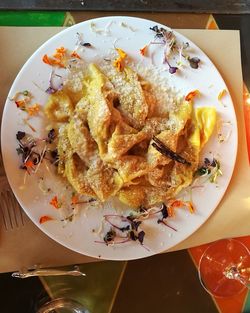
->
[198,239,250,297]
[37,298,89,313]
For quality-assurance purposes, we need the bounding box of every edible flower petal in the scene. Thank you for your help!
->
[71,51,81,59]
[186,201,195,213]
[42,47,67,68]
[15,100,26,109]
[185,89,200,101]
[218,89,227,100]
[42,54,52,65]
[116,48,127,59]
[39,215,54,224]
[168,200,195,216]
[140,45,148,56]
[113,48,127,72]
[27,104,40,116]
[71,194,79,205]
[24,160,34,168]
[49,196,61,209]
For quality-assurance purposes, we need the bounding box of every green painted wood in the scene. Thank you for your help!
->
[0,11,66,26]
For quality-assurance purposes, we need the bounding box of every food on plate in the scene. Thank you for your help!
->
[44,63,217,208]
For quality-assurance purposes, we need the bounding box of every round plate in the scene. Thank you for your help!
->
[1,16,237,260]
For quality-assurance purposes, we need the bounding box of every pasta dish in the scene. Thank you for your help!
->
[45,63,216,209]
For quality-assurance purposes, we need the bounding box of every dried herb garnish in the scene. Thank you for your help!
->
[15,131,50,174]
[16,131,26,141]
[129,231,137,241]
[156,203,177,231]
[157,219,177,232]
[44,149,59,166]
[131,220,142,231]
[139,205,147,213]
[16,146,30,163]
[150,25,170,40]
[45,86,57,94]
[97,199,187,248]
[16,132,36,163]
[120,225,131,232]
[188,57,200,69]
[128,230,145,244]
[150,25,201,71]
[103,229,116,244]
[150,25,178,74]
[50,149,58,161]
[196,167,211,176]
[138,231,145,244]
[160,203,168,219]
[76,32,92,47]
[164,55,178,74]
[101,213,146,247]
[46,71,63,94]
[152,136,191,166]
[168,65,178,74]
[47,129,56,143]
[194,157,222,183]
[61,214,74,222]
[29,151,41,165]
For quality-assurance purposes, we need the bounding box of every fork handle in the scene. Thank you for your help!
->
[12,266,86,278]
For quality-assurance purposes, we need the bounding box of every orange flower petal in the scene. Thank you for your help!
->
[27,104,40,116]
[42,54,52,65]
[24,160,34,168]
[185,90,200,101]
[186,201,195,213]
[43,47,67,67]
[140,45,147,56]
[56,47,66,54]
[39,215,54,224]
[218,89,227,101]
[113,58,123,72]
[71,51,81,59]
[49,196,61,209]
[116,48,127,58]
[167,206,174,217]
[15,100,26,108]
[71,195,79,205]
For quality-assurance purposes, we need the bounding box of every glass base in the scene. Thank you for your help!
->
[37,298,89,313]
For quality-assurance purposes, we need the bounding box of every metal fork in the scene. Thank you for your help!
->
[12,265,86,278]
[0,175,25,230]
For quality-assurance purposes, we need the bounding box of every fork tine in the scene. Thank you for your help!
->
[1,191,13,230]
[8,190,19,228]
[0,199,8,230]
[0,182,25,230]
[18,201,25,226]
[2,191,14,230]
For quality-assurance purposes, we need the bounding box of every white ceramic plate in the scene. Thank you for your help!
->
[1,16,237,260]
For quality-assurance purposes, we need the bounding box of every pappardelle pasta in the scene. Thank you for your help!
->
[45,63,216,208]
